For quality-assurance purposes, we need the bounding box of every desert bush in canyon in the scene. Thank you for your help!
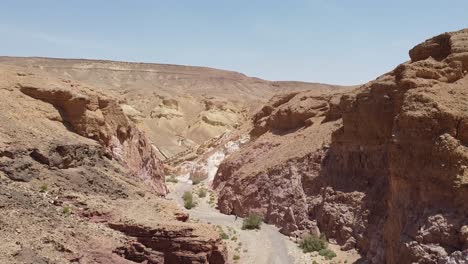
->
[183,191,197,209]
[299,234,328,253]
[241,213,263,230]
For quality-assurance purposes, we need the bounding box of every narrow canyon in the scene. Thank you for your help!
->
[0,28,467,264]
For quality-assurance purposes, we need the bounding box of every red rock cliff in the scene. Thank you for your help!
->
[213,29,468,263]
[18,76,167,195]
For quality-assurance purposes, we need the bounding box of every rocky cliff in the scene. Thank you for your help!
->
[213,29,468,263]
[0,66,227,263]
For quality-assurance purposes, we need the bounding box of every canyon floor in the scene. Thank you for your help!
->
[167,178,361,264]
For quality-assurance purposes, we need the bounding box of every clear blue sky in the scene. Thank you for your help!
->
[1,1,467,85]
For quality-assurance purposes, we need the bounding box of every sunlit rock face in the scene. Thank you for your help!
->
[212,29,468,263]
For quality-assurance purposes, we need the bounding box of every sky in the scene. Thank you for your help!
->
[0,1,467,85]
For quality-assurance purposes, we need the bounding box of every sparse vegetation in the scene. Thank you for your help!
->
[231,236,237,241]
[208,194,216,207]
[313,261,319,264]
[166,176,178,183]
[62,206,71,215]
[241,213,262,230]
[198,188,207,198]
[319,248,337,260]
[182,191,196,209]
[233,255,240,261]
[192,179,201,185]
[220,232,229,240]
[217,226,229,239]
[299,234,328,253]
[39,184,48,193]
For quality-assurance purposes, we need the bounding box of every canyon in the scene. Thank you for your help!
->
[213,29,468,263]
[0,28,467,264]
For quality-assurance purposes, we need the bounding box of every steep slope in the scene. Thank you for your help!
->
[0,65,227,263]
[0,57,348,159]
[213,29,468,263]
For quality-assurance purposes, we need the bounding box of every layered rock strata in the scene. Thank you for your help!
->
[213,29,468,263]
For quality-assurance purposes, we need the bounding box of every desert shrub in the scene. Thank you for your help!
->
[312,261,319,264]
[182,191,196,209]
[233,255,240,260]
[299,234,328,253]
[39,184,48,193]
[220,232,229,239]
[192,179,201,185]
[217,227,229,239]
[198,188,207,198]
[62,206,71,215]
[319,248,337,260]
[241,213,262,230]
[166,176,178,183]
[231,236,237,241]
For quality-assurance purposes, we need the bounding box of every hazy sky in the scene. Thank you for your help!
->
[1,1,467,85]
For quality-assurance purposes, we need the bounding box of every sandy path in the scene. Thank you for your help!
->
[167,180,295,264]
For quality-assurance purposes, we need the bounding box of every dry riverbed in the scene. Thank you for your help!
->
[166,178,360,264]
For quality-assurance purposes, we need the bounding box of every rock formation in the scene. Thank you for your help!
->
[0,56,348,159]
[17,73,167,195]
[0,66,226,263]
[213,29,468,263]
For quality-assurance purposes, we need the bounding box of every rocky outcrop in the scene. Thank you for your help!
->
[213,29,468,263]
[18,80,167,195]
[110,222,227,264]
[0,66,227,263]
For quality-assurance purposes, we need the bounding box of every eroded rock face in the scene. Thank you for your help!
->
[214,29,468,263]
[0,66,226,263]
[18,81,167,195]
[110,223,227,264]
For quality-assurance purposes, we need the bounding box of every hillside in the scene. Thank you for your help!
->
[212,29,468,263]
[0,65,227,263]
[0,57,349,159]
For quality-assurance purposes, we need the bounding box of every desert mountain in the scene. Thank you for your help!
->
[0,57,347,160]
[1,28,467,264]
[213,28,468,263]
[0,65,226,263]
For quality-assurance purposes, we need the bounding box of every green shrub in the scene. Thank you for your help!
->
[166,176,178,183]
[319,248,337,260]
[312,261,319,264]
[182,191,196,209]
[198,188,207,198]
[231,236,237,241]
[241,213,262,230]
[62,206,71,215]
[233,255,240,261]
[217,227,229,239]
[299,234,328,253]
[39,184,48,193]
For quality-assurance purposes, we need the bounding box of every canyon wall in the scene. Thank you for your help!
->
[0,66,226,263]
[213,29,468,263]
